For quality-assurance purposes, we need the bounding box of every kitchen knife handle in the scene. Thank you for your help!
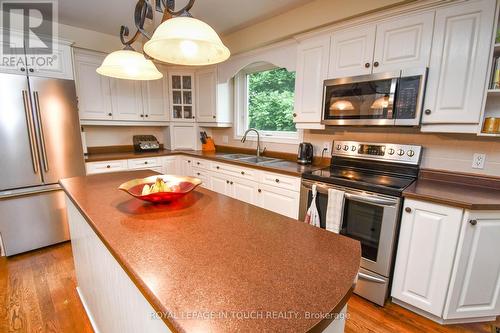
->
[22,90,39,174]
[33,91,49,172]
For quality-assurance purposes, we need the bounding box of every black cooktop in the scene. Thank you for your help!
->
[302,154,420,197]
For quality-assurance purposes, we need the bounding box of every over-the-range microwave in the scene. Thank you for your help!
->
[322,68,428,126]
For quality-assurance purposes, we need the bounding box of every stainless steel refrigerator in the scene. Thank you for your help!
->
[0,73,85,256]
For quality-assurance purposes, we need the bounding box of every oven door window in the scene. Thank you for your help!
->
[324,78,396,120]
[340,199,384,262]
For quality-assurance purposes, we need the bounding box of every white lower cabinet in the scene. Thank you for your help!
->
[444,211,500,320]
[163,157,179,175]
[257,184,300,219]
[392,199,463,316]
[392,198,500,323]
[86,156,300,219]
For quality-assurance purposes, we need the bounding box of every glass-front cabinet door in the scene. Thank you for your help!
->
[169,71,195,122]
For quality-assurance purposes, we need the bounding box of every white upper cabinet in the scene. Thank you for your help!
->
[328,24,376,78]
[444,211,500,320]
[373,11,434,73]
[26,39,74,80]
[293,34,330,124]
[391,199,463,317]
[110,78,144,121]
[196,66,217,122]
[73,49,112,121]
[169,71,196,122]
[422,0,496,130]
[141,65,169,121]
[170,124,198,150]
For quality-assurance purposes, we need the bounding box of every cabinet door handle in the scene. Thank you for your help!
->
[187,160,191,163]
[108,113,112,116]
[226,180,229,184]
[216,166,220,169]
[275,179,280,183]
[364,63,370,68]
[424,109,432,115]
[373,61,379,67]
[20,67,26,72]
[230,181,233,185]
[144,161,148,164]
[197,162,200,165]
[197,172,201,176]
[212,115,216,119]
[469,219,477,226]
[145,114,149,118]
[258,189,262,193]
[405,207,412,213]
[293,113,297,117]
[241,171,245,175]
[29,68,34,73]
[140,114,144,117]
[106,165,111,169]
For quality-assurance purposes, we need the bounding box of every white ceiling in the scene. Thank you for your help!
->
[57,0,314,36]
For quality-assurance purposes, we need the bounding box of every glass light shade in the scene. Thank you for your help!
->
[143,17,230,66]
[371,95,390,109]
[330,100,355,111]
[96,50,163,80]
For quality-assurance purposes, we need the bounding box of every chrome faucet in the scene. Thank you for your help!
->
[241,128,266,158]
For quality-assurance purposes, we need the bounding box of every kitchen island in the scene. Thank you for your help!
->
[60,170,360,333]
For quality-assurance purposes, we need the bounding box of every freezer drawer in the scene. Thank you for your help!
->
[0,189,69,256]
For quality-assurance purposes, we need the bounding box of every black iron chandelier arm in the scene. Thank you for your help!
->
[119,0,153,47]
[119,0,195,48]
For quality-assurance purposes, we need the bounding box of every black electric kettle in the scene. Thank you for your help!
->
[297,142,313,165]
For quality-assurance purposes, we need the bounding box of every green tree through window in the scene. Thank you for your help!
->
[247,68,296,132]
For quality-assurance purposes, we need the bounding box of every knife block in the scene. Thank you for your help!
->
[202,138,216,152]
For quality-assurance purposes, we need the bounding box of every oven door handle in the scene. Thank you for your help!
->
[344,193,397,206]
[358,272,386,284]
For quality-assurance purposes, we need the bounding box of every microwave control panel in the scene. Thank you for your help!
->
[395,76,421,119]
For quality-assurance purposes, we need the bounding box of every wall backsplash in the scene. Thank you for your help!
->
[212,127,500,177]
[83,126,168,147]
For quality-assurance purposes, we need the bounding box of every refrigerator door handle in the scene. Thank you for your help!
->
[22,90,40,174]
[33,91,49,172]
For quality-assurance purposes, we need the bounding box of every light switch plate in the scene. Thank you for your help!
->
[472,153,486,169]
[323,142,332,155]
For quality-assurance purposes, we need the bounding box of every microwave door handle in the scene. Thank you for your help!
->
[344,193,397,206]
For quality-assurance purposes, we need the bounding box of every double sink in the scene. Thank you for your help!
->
[216,153,284,165]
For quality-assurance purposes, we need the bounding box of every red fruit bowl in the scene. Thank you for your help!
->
[118,175,202,203]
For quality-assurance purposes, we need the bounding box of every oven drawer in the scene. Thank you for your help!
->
[355,267,390,306]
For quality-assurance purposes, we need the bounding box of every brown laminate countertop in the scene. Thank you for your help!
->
[85,149,323,177]
[60,171,361,333]
[403,170,500,210]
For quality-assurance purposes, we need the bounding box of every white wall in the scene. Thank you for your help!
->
[211,127,500,177]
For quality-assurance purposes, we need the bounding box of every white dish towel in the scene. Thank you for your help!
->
[326,189,345,233]
[304,184,320,228]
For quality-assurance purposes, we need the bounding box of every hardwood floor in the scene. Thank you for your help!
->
[0,242,498,333]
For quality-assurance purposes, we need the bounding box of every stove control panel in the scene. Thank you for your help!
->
[332,141,422,165]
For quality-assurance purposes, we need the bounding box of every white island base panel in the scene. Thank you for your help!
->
[66,196,347,333]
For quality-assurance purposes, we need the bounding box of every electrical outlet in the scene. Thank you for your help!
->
[323,142,332,155]
[472,153,486,169]
[222,135,228,144]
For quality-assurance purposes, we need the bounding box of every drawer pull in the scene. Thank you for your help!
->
[106,165,111,169]
[258,189,262,193]
[373,61,379,67]
[197,162,200,165]
[226,180,229,184]
[230,181,233,185]
[275,179,280,183]
[144,161,148,164]
[469,219,477,226]
[197,172,200,176]
[216,166,220,169]
[187,160,191,163]
[405,207,412,213]
[241,171,245,175]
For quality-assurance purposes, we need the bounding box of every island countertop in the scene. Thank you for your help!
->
[60,171,360,333]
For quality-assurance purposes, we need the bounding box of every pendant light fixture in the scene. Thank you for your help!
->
[97,0,230,80]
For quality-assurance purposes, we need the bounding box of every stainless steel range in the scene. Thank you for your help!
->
[299,141,422,306]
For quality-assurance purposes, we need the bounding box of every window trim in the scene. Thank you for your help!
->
[234,63,302,145]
